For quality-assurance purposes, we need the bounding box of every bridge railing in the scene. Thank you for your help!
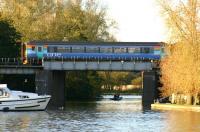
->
[0,58,42,66]
[0,58,23,66]
[43,56,158,62]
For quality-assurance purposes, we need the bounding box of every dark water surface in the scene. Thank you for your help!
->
[0,95,200,132]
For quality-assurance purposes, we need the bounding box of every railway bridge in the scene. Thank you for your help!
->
[0,42,163,108]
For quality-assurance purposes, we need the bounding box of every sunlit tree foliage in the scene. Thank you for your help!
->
[158,0,200,105]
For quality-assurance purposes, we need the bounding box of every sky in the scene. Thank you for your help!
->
[101,0,167,42]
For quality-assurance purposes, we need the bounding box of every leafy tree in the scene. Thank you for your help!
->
[0,0,116,100]
[0,19,21,57]
[65,71,102,100]
[1,0,116,42]
[99,71,141,92]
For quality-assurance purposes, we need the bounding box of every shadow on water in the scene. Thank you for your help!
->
[142,103,152,111]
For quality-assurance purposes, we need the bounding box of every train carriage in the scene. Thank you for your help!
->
[22,41,164,64]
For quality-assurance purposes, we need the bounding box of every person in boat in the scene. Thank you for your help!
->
[114,93,120,99]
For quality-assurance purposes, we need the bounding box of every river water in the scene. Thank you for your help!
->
[0,95,200,132]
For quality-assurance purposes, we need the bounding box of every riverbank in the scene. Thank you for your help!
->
[151,103,200,112]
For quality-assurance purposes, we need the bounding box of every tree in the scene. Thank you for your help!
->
[158,0,200,105]
[0,0,117,100]
[65,71,102,100]
[0,19,21,57]
[1,0,116,42]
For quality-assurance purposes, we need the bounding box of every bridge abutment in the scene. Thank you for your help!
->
[35,70,65,108]
[142,71,159,108]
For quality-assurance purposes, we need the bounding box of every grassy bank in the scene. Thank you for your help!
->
[151,103,200,112]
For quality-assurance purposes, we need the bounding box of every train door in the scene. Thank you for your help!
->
[36,46,43,59]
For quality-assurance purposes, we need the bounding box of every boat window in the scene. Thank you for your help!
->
[19,95,29,99]
[0,89,3,96]
[0,89,9,97]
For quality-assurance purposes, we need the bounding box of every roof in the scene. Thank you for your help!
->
[0,84,7,88]
[27,41,163,46]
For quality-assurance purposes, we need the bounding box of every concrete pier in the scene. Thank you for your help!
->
[35,70,65,108]
[142,71,159,108]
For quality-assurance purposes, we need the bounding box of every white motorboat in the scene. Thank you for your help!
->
[0,84,51,111]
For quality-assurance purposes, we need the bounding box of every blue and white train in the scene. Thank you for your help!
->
[22,41,164,63]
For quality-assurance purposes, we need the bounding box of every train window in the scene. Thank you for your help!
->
[72,47,85,53]
[57,47,65,53]
[114,47,126,53]
[47,46,57,53]
[100,47,113,53]
[32,46,35,51]
[65,47,71,52]
[47,47,54,53]
[141,47,151,53]
[38,46,42,52]
[161,47,164,53]
[128,47,140,53]
[141,47,153,54]
[86,47,99,53]
[54,47,57,52]
[57,47,71,53]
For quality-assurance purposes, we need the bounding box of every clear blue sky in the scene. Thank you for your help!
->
[101,0,166,42]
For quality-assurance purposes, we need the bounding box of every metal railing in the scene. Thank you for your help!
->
[0,58,42,66]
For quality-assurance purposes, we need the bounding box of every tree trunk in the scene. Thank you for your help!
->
[193,93,198,105]
[186,94,192,105]
[171,93,175,104]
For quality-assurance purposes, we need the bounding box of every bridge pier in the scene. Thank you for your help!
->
[35,70,65,108]
[142,71,159,109]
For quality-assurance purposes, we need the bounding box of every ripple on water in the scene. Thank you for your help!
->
[0,96,200,132]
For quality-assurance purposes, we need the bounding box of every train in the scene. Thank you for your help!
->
[21,41,164,64]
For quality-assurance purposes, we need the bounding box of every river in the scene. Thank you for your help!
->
[0,95,200,132]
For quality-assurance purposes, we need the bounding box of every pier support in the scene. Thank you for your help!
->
[35,70,65,108]
[142,71,159,108]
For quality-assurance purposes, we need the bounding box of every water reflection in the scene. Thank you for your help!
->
[164,111,200,132]
[0,111,49,131]
[0,95,199,132]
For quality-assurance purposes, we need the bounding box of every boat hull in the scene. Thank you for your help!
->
[0,96,51,111]
[110,97,123,101]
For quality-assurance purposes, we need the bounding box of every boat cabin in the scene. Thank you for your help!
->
[0,84,10,98]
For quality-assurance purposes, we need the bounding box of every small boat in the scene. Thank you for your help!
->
[110,94,123,101]
[0,84,51,111]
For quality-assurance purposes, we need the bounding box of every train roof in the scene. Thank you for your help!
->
[27,41,163,46]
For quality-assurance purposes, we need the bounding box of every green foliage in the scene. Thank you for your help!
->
[0,0,116,100]
[131,76,142,85]
[99,71,141,91]
[1,0,116,42]
[65,71,102,100]
[0,75,35,92]
[0,19,21,57]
